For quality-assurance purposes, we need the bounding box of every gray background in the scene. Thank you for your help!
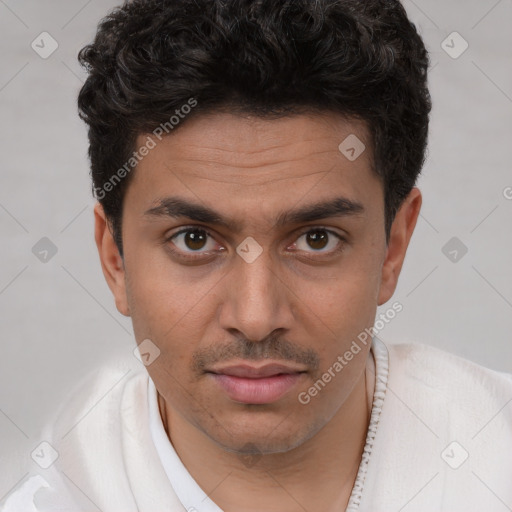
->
[1,0,511,499]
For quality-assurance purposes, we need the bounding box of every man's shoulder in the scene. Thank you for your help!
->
[387,340,512,386]
[360,339,512,509]
[383,339,512,416]
[0,355,149,512]
[45,354,147,438]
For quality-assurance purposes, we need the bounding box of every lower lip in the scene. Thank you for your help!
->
[210,373,304,404]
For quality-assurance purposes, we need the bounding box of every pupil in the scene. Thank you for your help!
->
[307,230,328,250]
[185,230,207,250]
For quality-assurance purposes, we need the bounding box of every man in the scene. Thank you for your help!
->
[3,0,512,511]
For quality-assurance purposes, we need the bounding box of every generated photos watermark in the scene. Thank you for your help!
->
[94,97,198,200]
[298,301,402,404]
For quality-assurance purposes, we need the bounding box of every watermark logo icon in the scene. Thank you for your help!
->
[32,237,58,263]
[237,443,262,468]
[31,32,59,59]
[134,338,161,366]
[31,441,59,469]
[441,441,469,469]
[338,134,366,161]
[441,32,468,59]
[442,237,468,263]
[236,237,263,263]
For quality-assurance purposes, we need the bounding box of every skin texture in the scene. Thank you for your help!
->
[94,112,421,511]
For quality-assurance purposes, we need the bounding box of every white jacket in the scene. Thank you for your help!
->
[2,339,512,512]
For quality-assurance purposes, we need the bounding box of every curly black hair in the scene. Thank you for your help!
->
[78,0,432,257]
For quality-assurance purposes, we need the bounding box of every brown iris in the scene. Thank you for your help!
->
[306,230,329,250]
[184,229,208,250]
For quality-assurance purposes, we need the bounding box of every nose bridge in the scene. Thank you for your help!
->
[222,242,291,340]
[235,244,279,308]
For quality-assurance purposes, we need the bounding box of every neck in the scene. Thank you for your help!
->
[159,350,376,512]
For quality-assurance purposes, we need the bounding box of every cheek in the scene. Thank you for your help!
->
[298,256,381,338]
[123,256,218,389]
[123,245,214,335]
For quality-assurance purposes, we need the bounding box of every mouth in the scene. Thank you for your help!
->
[207,363,307,404]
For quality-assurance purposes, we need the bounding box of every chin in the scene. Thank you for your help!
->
[204,416,323,456]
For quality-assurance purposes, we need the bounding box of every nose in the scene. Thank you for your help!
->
[218,244,295,343]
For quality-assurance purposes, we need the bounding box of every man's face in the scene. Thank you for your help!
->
[105,112,397,454]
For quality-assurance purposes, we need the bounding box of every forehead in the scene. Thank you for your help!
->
[133,111,375,181]
[125,112,382,228]
[153,110,369,152]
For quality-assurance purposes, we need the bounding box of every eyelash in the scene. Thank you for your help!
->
[164,225,346,261]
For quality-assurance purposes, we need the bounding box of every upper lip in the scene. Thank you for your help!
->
[208,363,306,378]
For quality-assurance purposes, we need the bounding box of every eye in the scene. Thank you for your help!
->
[166,227,221,256]
[291,227,345,255]
[165,225,346,262]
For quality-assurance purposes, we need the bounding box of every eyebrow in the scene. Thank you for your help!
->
[143,195,365,231]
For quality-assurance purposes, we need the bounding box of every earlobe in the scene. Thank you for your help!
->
[377,188,422,306]
[93,203,131,317]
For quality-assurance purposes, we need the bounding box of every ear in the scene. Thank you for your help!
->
[93,202,130,316]
[377,187,422,306]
